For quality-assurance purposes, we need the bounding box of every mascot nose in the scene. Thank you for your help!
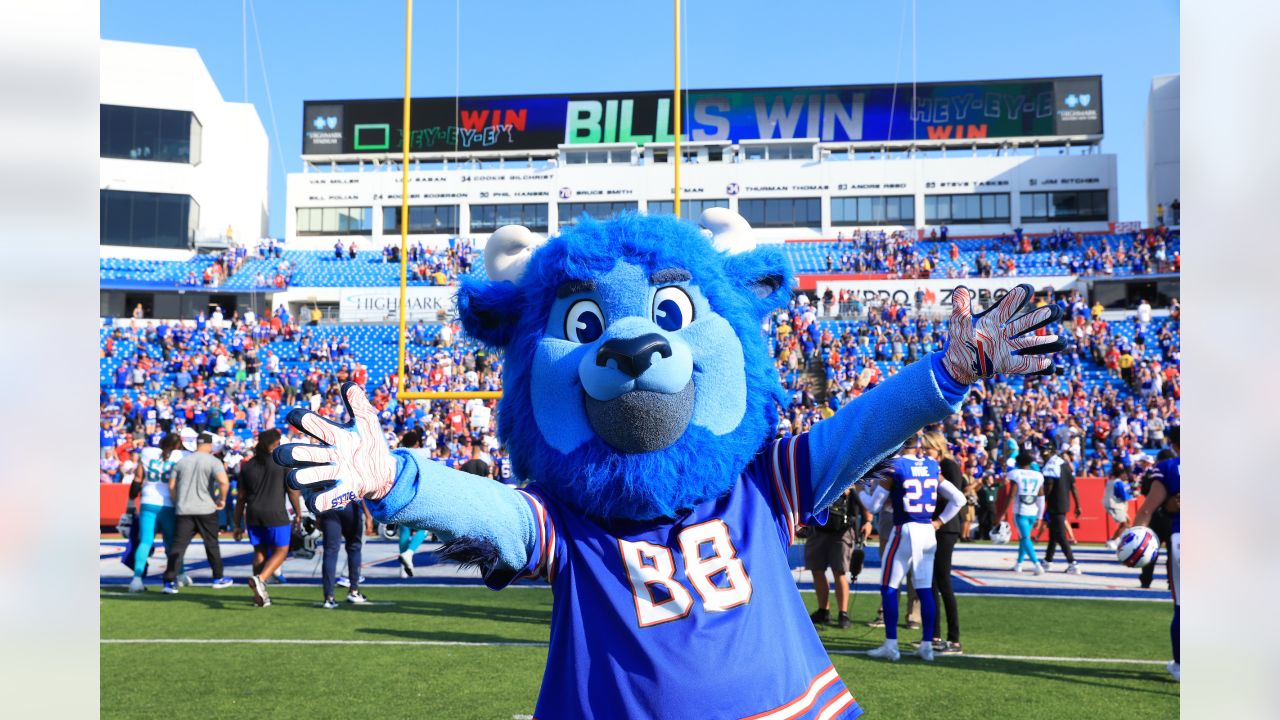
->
[595,333,672,379]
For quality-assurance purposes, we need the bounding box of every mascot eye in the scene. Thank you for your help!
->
[652,286,694,332]
[565,299,605,344]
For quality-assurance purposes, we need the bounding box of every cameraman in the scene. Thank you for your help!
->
[805,487,872,629]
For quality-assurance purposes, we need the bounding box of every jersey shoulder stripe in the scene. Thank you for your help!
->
[769,439,797,542]
[763,434,819,545]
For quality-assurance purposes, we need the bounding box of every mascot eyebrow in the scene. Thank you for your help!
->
[650,268,691,283]
[557,268,689,299]
[556,279,596,298]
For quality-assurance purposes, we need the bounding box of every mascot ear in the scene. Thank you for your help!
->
[459,224,548,348]
[485,224,546,284]
[700,207,791,317]
[457,278,522,349]
[723,245,792,317]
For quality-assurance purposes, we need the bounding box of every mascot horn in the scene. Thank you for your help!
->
[277,209,1066,718]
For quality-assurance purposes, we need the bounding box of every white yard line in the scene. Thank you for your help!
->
[102,638,548,648]
[100,582,1169,600]
[100,637,1166,666]
[827,648,1166,666]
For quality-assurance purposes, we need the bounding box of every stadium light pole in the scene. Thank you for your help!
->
[672,0,682,218]
[394,0,501,401]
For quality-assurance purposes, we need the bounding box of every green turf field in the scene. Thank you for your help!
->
[101,586,1178,719]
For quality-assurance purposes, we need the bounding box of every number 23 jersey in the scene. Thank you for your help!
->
[888,455,941,525]
[492,434,862,720]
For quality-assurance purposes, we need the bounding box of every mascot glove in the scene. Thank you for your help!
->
[275,382,396,514]
[941,283,1067,386]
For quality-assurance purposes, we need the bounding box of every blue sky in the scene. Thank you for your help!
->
[102,0,1179,237]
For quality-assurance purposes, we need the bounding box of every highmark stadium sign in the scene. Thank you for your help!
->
[302,76,1102,155]
[339,286,457,323]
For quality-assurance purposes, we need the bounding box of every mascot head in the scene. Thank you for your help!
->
[457,209,792,521]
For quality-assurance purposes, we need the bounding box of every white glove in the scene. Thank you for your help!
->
[275,383,396,514]
[941,284,1067,385]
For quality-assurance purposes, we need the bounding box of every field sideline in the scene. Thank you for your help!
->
[101,585,1178,719]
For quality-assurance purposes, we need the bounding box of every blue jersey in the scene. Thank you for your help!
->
[495,435,862,720]
[888,455,941,525]
[1152,457,1180,534]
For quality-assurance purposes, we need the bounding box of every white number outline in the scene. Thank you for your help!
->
[678,519,753,613]
[617,539,695,628]
[901,477,939,514]
[618,520,754,628]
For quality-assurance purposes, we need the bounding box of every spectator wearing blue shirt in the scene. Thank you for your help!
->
[1104,469,1136,549]
[100,419,118,458]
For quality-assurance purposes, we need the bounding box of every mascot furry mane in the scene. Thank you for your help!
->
[458,211,791,521]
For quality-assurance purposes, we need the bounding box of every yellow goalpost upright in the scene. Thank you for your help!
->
[392,0,499,402]
[392,0,684,402]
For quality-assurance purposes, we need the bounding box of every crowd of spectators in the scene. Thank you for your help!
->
[379,237,479,285]
[823,230,937,276]
[757,289,1180,489]
[934,226,1179,279]
[99,308,510,494]
[815,226,1179,280]
[100,286,1179,551]
[177,245,249,288]
[172,239,294,289]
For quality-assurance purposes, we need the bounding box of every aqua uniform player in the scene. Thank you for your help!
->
[1005,452,1046,575]
[127,432,186,592]
[393,430,429,577]
[856,436,967,661]
[1133,427,1180,682]
[398,526,427,577]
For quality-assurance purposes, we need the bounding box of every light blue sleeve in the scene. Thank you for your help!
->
[364,448,536,574]
[807,351,969,510]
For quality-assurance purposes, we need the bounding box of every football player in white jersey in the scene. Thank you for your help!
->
[857,436,967,661]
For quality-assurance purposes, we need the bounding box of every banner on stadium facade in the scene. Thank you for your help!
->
[338,286,458,323]
[813,275,1080,312]
[303,76,1102,155]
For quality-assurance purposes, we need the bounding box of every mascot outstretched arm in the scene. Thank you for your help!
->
[278,210,1064,719]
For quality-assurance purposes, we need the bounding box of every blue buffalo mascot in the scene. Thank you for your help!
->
[277,209,1064,719]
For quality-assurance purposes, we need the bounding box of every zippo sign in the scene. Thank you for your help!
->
[338,286,457,323]
[814,276,1080,311]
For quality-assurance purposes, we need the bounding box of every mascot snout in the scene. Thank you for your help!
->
[578,324,696,453]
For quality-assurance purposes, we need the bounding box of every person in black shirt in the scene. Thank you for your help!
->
[459,442,492,479]
[234,429,302,607]
[923,431,965,654]
[1041,446,1083,574]
[975,471,999,540]
[804,487,869,629]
